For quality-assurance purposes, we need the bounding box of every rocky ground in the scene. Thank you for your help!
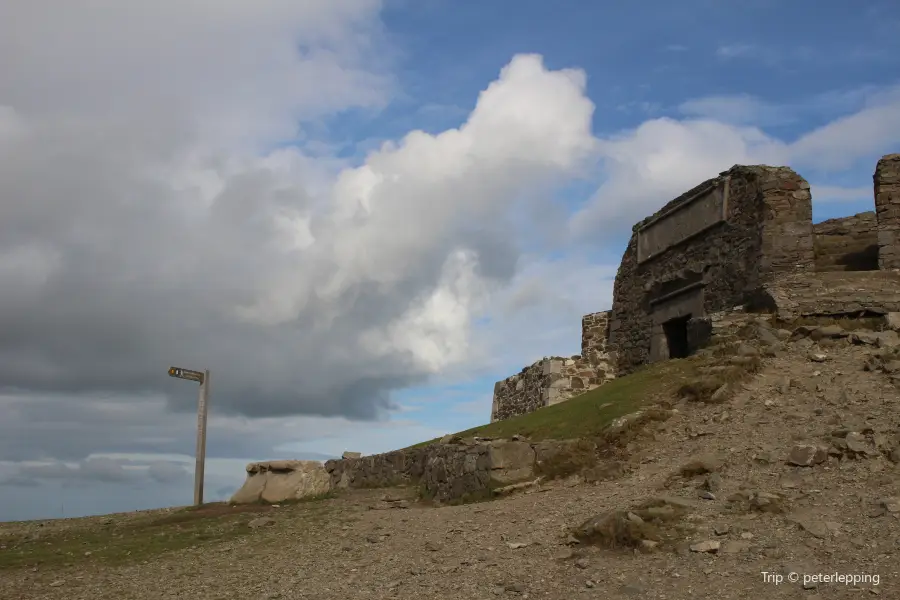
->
[2,321,900,600]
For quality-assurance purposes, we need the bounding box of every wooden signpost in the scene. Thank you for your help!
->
[168,366,210,506]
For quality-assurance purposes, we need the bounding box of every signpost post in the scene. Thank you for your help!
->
[167,366,210,506]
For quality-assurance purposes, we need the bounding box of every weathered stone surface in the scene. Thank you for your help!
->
[875,154,900,270]
[758,271,900,321]
[320,438,595,503]
[491,312,615,422]
[787,444,828,466]
[690,540,720,553]
[813,212,879,272]
[487,441,536,485]
[325,448,428,490]
[610,165,815,375]
[231,460,332,504]
[886,312,900,331]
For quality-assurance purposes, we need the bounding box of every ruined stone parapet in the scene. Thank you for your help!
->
[759,271,900,320]
[755,166,815,278]
[875,154,900,270]
[490,310,616,422]
[813,211,879,272]
[581,310,613,366]
[323,438,592,503]
[490,352,615,422]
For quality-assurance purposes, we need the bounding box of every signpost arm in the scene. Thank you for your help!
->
[193,370,210,506]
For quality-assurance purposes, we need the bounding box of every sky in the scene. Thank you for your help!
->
[0,0,898,521]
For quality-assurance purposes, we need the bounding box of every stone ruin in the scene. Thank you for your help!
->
[490,311,615,422]
[490,153,900,420]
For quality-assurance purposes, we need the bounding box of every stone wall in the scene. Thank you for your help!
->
[323,438,580,503]
[581,311,613,366]
[610,165,814,375]
[813,212,879,272]
[490,311,615,423]
[875,154,900,270]
[758,271,900,320]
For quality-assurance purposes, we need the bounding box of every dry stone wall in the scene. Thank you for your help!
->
[323,438,582,503]
[490,311,614,422]
[875,154,900,270]
[813,212,879,272]
[610,165,814,375]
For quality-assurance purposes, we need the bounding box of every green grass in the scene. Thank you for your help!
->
[0,500,336,570]
[409,356,708,447]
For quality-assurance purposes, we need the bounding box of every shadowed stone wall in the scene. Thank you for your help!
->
[875,154,900,270]
[813,211,879,272]
[609,165,815,375]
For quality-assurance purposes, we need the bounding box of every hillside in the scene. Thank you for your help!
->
[2,315,900,599]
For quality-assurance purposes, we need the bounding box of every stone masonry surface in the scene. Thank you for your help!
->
[875,154,900,269]
[610,165,814,376]
[490,311,614,422]
[813,211,879,272]
[758,271,900,320]
[323,438,583,503]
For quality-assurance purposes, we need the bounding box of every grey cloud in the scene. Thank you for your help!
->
[0,2,426,427]
[147,461,190,484]
[1,475,42,488]
[8,457,132,486]
[0,1,599,493]
[79,457,133,483]
[15,462,74,480]
[0,394,332,462]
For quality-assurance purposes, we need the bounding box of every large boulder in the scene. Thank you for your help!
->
[230,460,332,504]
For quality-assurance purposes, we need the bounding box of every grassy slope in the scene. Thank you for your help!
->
[0,500,336,570]
[423,313,878,446]
[411,355,708,447]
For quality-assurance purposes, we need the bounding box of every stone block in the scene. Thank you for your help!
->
[541,387,559,406]
[488,441,536,485]
[541,358,562,376]
[549,376,571,389]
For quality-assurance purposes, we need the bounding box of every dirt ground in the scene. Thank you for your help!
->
[2,331,899,600]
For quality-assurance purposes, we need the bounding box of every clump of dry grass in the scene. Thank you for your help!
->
[676,345,762,404]
[533,439,599,480]
[600,407,672,447]
[571,497,691,550]
[677,378,726,403]
[533,407,674,481]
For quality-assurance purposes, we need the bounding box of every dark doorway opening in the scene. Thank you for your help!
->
[663,315,691,359]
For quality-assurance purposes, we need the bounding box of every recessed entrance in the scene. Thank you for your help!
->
[663,315,691,359]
